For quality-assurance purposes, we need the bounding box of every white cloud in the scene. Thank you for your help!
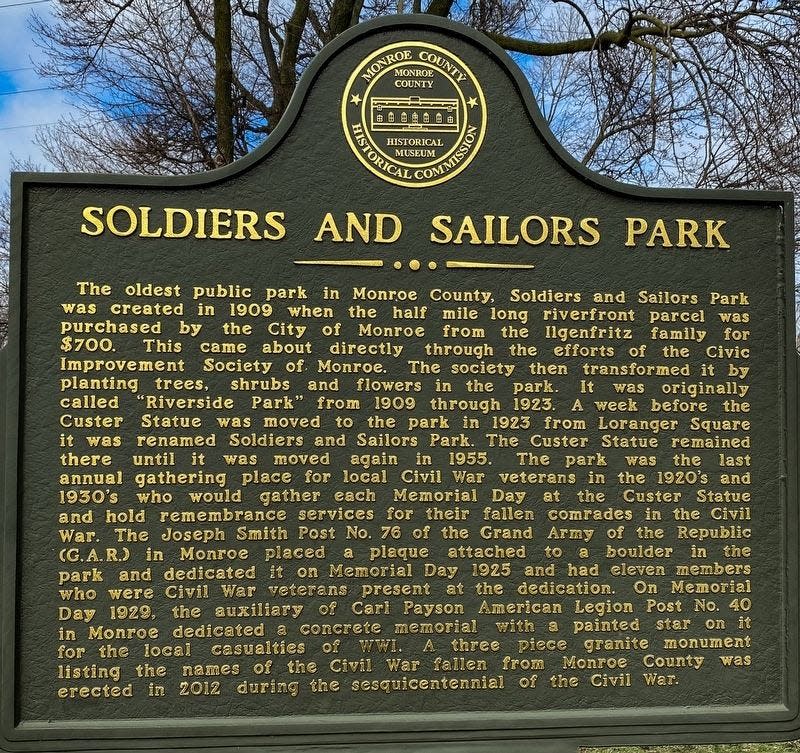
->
[0,3,76,192]
[0,4,39,67]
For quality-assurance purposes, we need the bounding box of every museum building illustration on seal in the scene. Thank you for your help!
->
[342,41,487,187]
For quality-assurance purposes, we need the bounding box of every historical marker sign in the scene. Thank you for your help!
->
[2,15,798,753]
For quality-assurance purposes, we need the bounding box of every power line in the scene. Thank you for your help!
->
[0,0,49,8]
[0,119,57,131]
[0,108,100,132]
[0,86,54,96]
[0,108,150,132]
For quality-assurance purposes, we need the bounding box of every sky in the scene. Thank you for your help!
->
[0,0,75,193]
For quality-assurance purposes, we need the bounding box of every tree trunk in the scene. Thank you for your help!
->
[214,0,235,164]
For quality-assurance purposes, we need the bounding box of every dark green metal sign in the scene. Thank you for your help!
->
[2,14,798,753]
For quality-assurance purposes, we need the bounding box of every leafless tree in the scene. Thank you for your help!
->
[29,1,800,192]
[0,1,797,344]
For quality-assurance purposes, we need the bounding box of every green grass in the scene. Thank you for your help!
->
[589,745,800,753]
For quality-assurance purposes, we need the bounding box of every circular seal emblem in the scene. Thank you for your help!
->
[341,41,487,188]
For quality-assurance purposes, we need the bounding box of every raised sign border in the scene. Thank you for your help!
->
[2,13,798,753]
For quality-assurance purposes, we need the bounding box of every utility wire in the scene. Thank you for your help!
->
[0,0,49,8]
[0,86,54,96]
[0,119,57,131]
[0,108,155,132]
